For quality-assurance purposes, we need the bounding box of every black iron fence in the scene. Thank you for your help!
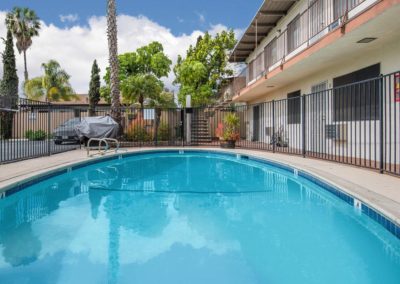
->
[0,98,82,163]
[1,71,399,176]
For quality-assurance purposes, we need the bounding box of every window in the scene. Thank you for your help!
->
[287,90,301,124]
[309,0,324,37]
[255,53,264,77]
[311,81,328,93]
[333,0,347,20]
[264,38,277,70]
[333,64,380,121]
[248,60,254,82]
[287,15,301,53]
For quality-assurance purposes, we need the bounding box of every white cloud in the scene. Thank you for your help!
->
[209,23,244,39]
[196,12,206,24]
[0,11,239,96]
[59,13,79,23]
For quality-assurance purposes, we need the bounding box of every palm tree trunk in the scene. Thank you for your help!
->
[154,109,161,145]
[138,95,144,119]
[23,50,28,82]
[107,0,122,132]
[139,95,144,109]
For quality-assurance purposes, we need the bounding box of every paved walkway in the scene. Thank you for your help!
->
[1,147,399,225]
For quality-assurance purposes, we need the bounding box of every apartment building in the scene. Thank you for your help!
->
[227,0,400,172]
[230,0,399,103]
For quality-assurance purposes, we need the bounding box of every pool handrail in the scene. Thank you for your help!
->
[86,138,121,157]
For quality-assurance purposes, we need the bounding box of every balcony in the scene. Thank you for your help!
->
[242,0,379,89]
[217,68,247,105]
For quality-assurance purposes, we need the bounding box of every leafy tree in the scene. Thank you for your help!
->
[121,74,163,108]
[0,29,19,139]
[107,0,122,129]
[24,60,76,102]
[174,30,236,106]
[146,90,176,142]
[6,7,41,82]
[101,41,172,105]
[88,60,101,116]
[0,30,19,99]
[146,90,176,109]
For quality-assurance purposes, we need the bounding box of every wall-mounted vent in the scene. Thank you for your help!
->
[357,37,377,43]
[326,124,348,141]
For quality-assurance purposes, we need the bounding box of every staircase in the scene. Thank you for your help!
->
[191,114,212,143]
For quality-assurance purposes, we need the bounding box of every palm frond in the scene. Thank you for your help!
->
[24,77,45,100]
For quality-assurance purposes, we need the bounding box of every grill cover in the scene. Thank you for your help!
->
[75,116,119,139]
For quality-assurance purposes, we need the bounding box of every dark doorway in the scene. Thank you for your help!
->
[253,105,260,141]
[287,90,301,124]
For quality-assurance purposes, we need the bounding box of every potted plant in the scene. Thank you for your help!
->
[216,112,240,149]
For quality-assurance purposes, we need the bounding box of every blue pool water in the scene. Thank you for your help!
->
[0,151,399,284]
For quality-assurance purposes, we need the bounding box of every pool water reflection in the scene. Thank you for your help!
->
[0,152,399,284]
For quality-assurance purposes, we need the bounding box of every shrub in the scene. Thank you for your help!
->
[25,130,47,141]
[157,123,170,141]
[126,118,152,142]
[222,113,240,141]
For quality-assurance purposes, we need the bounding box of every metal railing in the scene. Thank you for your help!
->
[0,98,81,163]
[187,72,400,176]
[247,0,370,84]
[1,71,399,176]
[216,68,248,105]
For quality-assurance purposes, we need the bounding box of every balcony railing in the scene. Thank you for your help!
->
[218,68,248,104]
[233,68,247,98]
[246,0,370,85]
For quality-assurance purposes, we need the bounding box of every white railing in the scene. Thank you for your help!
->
[245,0,372,85]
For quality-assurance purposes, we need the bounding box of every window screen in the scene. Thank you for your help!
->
[287,90,301,124]
[333,64,380,121]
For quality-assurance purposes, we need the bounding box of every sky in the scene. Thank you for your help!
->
[0,0,262,94]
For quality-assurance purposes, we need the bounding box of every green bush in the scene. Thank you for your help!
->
[25,130,48,141]
[222,113,240,141]
[126,124,152,142]
[157,123,170,141]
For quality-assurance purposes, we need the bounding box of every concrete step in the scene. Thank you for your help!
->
[192,139,212,142]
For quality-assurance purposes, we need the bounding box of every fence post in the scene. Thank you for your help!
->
[79,108,82,149]
[154,109,158,147]
[302,95,306,158]
[47,103,51,156]
[379,75,384,174]
[272,100,275,153]
[186,95,192,146]
[180,108,185,147]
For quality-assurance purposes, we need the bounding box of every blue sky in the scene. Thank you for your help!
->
[0,0,261,93]
[0,0,261,35]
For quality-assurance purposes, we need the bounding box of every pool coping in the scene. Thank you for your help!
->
[0,148,399,239]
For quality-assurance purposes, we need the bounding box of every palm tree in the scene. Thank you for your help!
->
[24,60,77,102]
[146,90,176,142]
[6,7,41,82]
[107,0,122,129]
[121,74,163,109]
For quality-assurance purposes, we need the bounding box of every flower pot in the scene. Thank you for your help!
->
[220,140,236,149]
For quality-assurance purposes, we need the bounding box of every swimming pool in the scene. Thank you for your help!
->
[0,150,399,284]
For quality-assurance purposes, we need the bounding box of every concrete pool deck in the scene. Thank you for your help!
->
[1,147,400,225]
